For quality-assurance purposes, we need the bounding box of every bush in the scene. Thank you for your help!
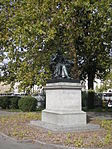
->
[10,96,21,109]
[0,96,11,109]
[18,96,37,112]
[82,91,88,108]
[102,100,108,108]
[0,96,21,109]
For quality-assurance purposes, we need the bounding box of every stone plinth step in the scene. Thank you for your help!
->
[30,120,101,132]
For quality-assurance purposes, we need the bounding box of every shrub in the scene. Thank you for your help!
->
[18,96,37,112]
[0,96,11,109]
[102,100,108,108]
[82,91,88,108]
[0,96,21,109]
[10,96,21,109]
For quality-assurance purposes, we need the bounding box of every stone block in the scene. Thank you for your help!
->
[42,109,86,126]
[42,82,87,126]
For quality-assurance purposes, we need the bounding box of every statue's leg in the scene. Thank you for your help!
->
[62,66,65,78]
[62,65,70,78]
[54,63,61,78]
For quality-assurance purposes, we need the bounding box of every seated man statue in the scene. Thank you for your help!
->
[50,49,74,79]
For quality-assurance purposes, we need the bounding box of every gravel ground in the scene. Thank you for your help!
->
[0,111,112,148]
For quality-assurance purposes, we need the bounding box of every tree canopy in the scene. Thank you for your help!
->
[97,71,112,92]
[0,0,112,95]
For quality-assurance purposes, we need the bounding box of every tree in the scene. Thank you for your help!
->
[0,0,53,92]
[98,71,112,92]
[74,1,112,108]
[0,0,111,101]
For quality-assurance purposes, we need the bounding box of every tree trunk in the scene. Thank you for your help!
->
[69,44,80,79]
[87,72,95,109]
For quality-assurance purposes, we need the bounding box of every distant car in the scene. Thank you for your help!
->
[108,100,112,108]
[102,92,112,108]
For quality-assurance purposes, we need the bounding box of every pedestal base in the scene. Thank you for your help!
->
[42,109,86,126]
[30,120,100,132]
[32,82,88,131]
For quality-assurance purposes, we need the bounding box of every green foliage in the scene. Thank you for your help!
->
[102,100,108,108]
[82,91,88,108]
[18,96,37,112]
[74,137,83,147]
[10,96,21,109]
[0,96,21,109]
[0,0,111,94]
[7,109,21,112]
[100,120,112,145]
[104,133,112,145]
[0,96,11,109]
[65,133,72,145]
[82,91,102,109]
[98,72,112,92]
[88,90,95,109]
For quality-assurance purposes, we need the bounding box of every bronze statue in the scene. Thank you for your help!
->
[50,50,74,79]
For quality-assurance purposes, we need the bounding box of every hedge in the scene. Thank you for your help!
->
[18,96,37,112]
[0,96,21,109]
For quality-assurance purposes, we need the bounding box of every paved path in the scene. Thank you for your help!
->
[0,110,22,116]
[0,134,43,149]
[0,134,81,149]
[87,112,112,120]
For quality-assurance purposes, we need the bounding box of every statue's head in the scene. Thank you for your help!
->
[56,49,62,55]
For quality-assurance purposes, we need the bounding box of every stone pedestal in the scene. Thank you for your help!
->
[42,82,86,126]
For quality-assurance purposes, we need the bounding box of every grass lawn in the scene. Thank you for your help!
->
[0,112,112,148]
[2,109,22,112]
